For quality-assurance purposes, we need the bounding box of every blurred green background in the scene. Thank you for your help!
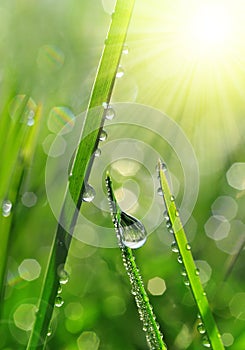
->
[0,0,244,349]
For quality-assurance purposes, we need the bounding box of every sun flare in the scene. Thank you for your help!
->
[183,4,234,59]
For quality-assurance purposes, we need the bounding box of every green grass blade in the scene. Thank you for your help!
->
[27,1,135,348]
[105,173,167,350]
[158,160,224,350]
[0,103,42,305]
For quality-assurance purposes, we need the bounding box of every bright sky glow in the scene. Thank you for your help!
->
[182,4,234,59]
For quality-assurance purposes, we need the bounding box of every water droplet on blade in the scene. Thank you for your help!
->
[195,268,200,275]
[104,106,115,120]
[57,284,62,294]
[186,243,191,250]
[94,148,101,157]
[197,323,206,334]
[99,130,107,142]
[157,188,163,196]
[119,211,147,249]
[58,269,69,285]
[2,199,12,217]
[202,335,211,348]
[116,66,124,78]
[171,241,179,253]
[177,255,183,264]
[122,45,129,55]
[175,209,180,217]
[170,195,175,201]
[55,296,64,307]
[82,184,96,202]
[47,327,52,337]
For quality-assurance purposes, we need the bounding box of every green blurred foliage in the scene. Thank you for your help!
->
[0,1,244,349]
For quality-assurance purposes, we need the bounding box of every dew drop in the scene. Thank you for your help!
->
[170,195,175,201]
[122,45,129,55]
[195,268,200,276]
[171,241,179,253]
[183,276,190,286]
[57,284,62,294]
[163,211,169,221]
[157,187,163,196]
[177,255,183,264]
[47,327,52,337]
[166,221,172,229]
[186,243,191,250]
[168,228,174,234]
[197,323,206,334]
[99,130,107,141]
[94,148,101,157]
[202,335,211,348]
[197,313,201,319]
[119,211,147,249]
[175,210,180,217]
[203,291,207,296]
[181,267,187,276]
[104,106,115,120]
[116,66,124,78]
[2,199,12,217]
[55,296,64,307]
[82,184,96,202]
[58,269,69,285]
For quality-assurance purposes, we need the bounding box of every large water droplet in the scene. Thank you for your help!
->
[197,323,206,334]
[119,211,147,249]
[2,199,12,217]
[170,195,175,201]
[82,184,96,202]
[116,66,124,78]
[99,130,107,142]
[55,296,64,308]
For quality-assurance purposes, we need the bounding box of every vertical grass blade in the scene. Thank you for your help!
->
[105,173,167,350]
[27,1,135,348]
[0,103,42,305]
[158,160,224,350]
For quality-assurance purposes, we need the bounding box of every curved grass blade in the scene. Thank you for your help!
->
[27,1,135,348]
[105,173,167,350]
[158,160,224,350]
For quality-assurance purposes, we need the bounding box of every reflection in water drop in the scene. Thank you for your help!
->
[2,199,12,217]
[119,211,147,249]
[82,184,96,202]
